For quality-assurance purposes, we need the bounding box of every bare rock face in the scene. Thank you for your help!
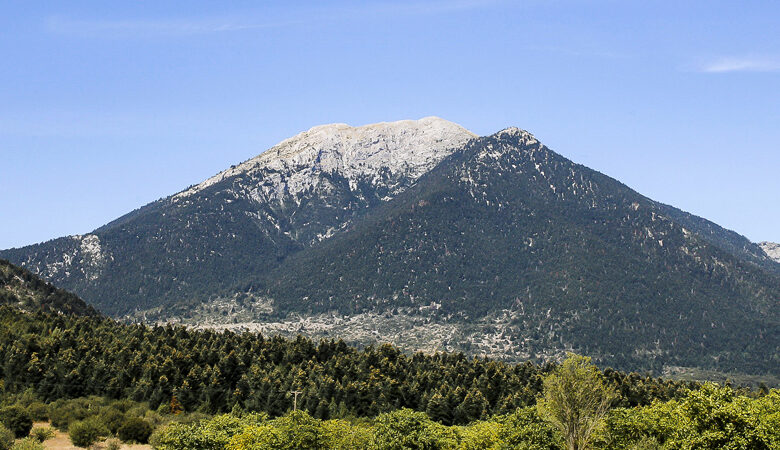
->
[759,242,780,263]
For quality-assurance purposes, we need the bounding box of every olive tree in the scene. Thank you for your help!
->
[537,353,616,450]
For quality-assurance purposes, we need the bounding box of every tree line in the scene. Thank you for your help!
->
[0,307,699,424]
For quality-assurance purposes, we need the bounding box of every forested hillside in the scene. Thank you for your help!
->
[1,307,777,449]
[257,129,780,374]
[0,259,96,316]
[0,307,694,422]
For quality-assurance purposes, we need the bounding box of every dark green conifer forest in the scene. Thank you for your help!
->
[0,307,694,421]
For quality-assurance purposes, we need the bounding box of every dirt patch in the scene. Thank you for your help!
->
[31,423,151,450]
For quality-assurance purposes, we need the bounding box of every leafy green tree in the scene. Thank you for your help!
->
[537,354,616,450]
[117,417,153,444]
[321,419,373,449]
[499,407,563,450]
[0,425,14,450]
[454,388,489,424]
[100,408,126,435]
[68,418,107,448]
[372,408,457,449]
[9,437,45,450]
[0,406,32,438]
[425,392,453,425]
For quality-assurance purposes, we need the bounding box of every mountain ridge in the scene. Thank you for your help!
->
[1,118,777,374]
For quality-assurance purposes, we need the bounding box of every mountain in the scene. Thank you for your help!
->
[1,117,475,316]
[759,242,780,264]
[1,118,778,374]
[0,258,97,316]
[252,128,780,373]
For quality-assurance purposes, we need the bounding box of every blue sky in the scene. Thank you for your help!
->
[1,0,778,249]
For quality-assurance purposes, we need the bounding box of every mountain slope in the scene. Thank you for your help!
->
[1,117,475,315]
[0,258,97,316]
[656,205,780,274]
[1,119,777,374]
[254,129,779,373]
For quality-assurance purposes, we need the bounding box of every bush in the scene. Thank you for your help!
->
[0,425,14,450]
[0,406,33,438]
[153,413,266,450]
[48,400,89,431]
[29,426,54,442]
[68,418,107,448]
[143,410,165,427]
[109,398,134,413]
[125,404,149,419]
[148,423,198,450]
[104,437,122,450]
[226,424,280,449]
[26,403,48,422]
[9,438,45,450]
[372,408,457,449]
[118,417,153,444]
[100,408,126,435]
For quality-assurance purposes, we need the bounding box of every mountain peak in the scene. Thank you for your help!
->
[493,126,538,143]
[759,241,780,263]
[173,117,475,201]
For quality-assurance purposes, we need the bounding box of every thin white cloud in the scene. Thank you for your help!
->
[700,57,780,73]
[45,16,300,38]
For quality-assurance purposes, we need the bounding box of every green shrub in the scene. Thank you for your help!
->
[372,408,458,450]
[125,404,150,419]
[143,410,165,427]
[497,407,562,450]
[99,407,126,435]
[29,426,54,442]
[118,417,153,444]
[148,422,198,450]
[0,424,14,450]
[109,398,134,413]
[9,437,45,450]
[104,437,122,450]
[26,403,48,422]
[0,406,33,438]
[225,412,326,450]
[152,413,265,450]
[171,411,210,425]
[226,424,281,449]
[322,419,373,449]
[48,400,89,431]
[68,418,107,448]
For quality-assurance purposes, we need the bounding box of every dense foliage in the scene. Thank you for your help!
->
[148,384,779,449]
[0,406,32,439]
[0,309,776,448]
[117,417,153,443]
[0,425,12,450]
[0,307,694,421]
[598,384,780,449]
